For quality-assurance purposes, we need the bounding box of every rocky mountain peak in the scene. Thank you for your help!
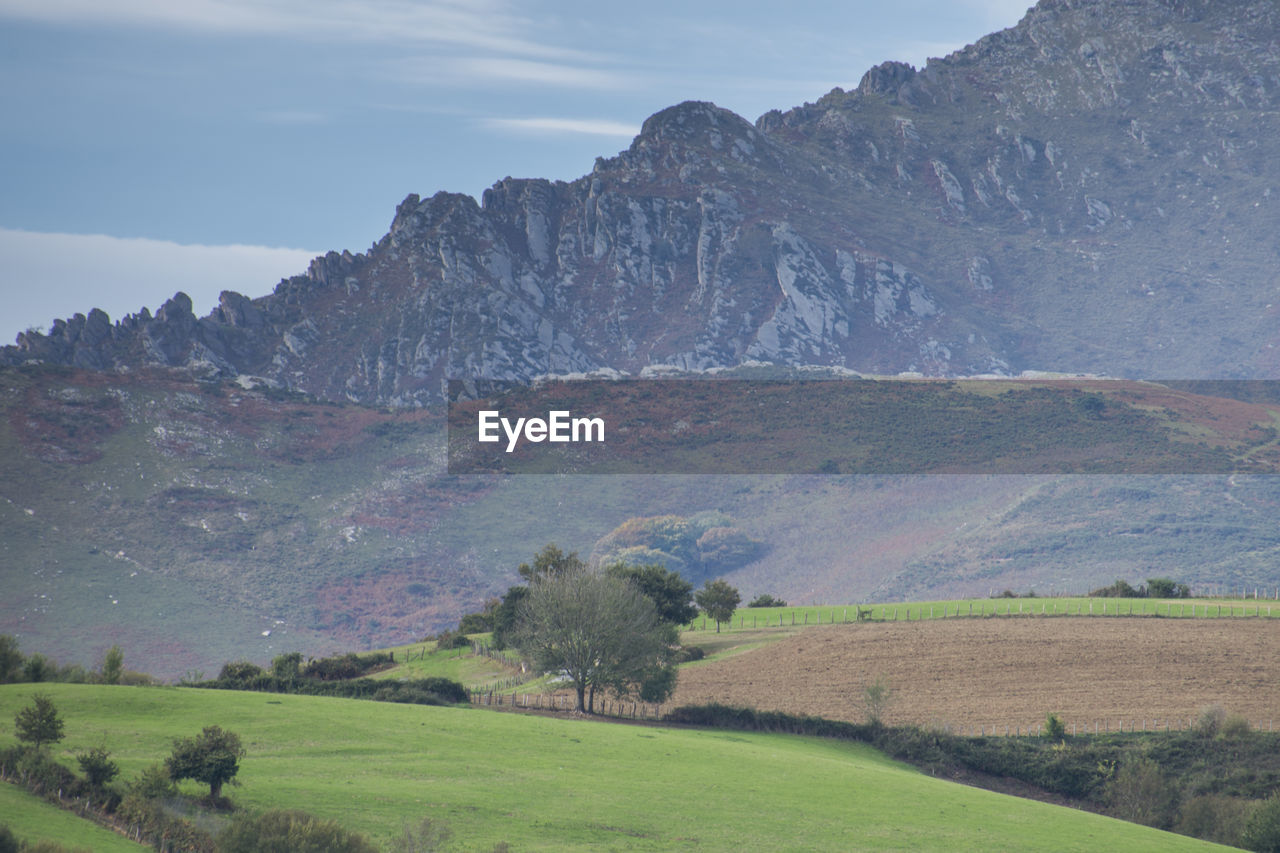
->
[8,0,1280,399]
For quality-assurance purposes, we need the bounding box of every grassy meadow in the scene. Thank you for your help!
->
[0,683,1233,851]
[686,597,1280,633]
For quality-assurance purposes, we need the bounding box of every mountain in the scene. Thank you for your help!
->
[7,0,1280,678]
[9,0,1280,400]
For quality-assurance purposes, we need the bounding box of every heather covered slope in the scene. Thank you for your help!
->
[8,0,1280,401]
[8,365,1280,679]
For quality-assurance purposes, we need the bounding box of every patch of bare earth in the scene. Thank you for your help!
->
[672,617,1280,732]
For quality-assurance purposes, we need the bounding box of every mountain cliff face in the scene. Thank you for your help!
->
[9,0,1280,404]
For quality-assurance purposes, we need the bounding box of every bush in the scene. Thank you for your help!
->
[1146,577,1191,598]
[747,594,787,608]
[216,809,379,853]
[1176,794,1251,847]
[217,660,264,683]
[1196,704,1227,738]
[127,762,177,800]
[1089,579,1140,598]
[76,746,119,789]
[1044,712,1066,740]
[1221,714,1253,740]
[0,824,16,853]
[1105,756,1177,828]
[1242,794,1280,853]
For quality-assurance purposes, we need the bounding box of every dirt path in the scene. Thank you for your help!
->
[671,616,1280,731]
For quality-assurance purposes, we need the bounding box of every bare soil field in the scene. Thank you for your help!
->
[672,616,1280,732]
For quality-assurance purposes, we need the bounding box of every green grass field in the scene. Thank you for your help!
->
[0,781,144,851]
[686,597,1280,633]
[0,684,1232,851]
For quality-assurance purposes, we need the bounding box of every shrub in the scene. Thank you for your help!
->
[1089,579,1140,598]
[1196,704,1227,738]
[0,824,16,853]
[217,661,264,683]
[76,746,119,789]
[862,677,894,727]
[216,809,378,853]
[1105,756,1177,828]
[1044,712,1066,740]
[747,594,787,608]
[1221,714,1253,740]
[127,762,177,800]
[1176,794,1251,847]
[1242,794,1280,853]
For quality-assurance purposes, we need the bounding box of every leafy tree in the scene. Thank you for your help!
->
[605,562,698,626]
[489,585,528,651]
[1106,756,1177,829]
[748,593,787,608]
[76,745,120,789]
[0,635,23,684]
[1146,577,1191,599]
[100,645,124,685]
[128,762,178,800]
[22,653,50,683]
[218,660,264,683]
[517,543,585,583]
[696,526,764,571]
[862,676,894,727]
[14,693,64,749]
[695,579,741,633]
[166,726,245,799]
[216,809,378,853]
[514,566,676,713]
[270,652,303,681]
[1044,712,1066,740]
[1242,793,1280,853]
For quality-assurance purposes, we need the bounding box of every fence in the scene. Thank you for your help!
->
[933,717,1276,738]
[685,598,1280,631]
[469,690,664,721]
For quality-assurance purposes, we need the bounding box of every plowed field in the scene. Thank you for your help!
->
[671,616,1280,732]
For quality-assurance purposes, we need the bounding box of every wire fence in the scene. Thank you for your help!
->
[685,597,1280,631]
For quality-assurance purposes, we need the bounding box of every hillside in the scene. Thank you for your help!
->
[0,684,1230,851]
[9,0,1280,677]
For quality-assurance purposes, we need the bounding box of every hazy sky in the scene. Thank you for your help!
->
[0,0,1032,344]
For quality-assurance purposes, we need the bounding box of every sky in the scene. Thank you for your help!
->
[0,0,1033,345]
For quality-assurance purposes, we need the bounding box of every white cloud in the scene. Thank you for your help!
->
[0,0,578,59]
[391,55,630,90]
[484,117,640,138]
[0,228,317,346]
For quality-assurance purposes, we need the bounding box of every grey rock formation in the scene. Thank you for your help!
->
[8,0,1280,402]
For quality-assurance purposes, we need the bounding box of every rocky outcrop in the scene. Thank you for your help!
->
[8,0,1280,401]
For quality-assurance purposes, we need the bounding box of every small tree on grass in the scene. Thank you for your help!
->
[695,579,740,633]
[166,726,244,800]
[14,693,64,750]
[76,745,120,789]
[1044,712,1067,740]
[100,645,124,685]
[514,566,677,713]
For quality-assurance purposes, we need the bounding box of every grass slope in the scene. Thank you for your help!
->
[0,782,144,851]
[0,684,1229,852]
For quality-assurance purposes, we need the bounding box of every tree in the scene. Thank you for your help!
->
[695,579,741,633]
[748,593,787,608]
[514,566,676,713]
[862,676,894,727]
[77,745,120,789]
[0,635,23,684]
[270,652,303,681]
[14,693,64,749]
[100,645,124,685]
[605,562,698,626]
[216,809,378,853]
[517,543,585,583]
[1242,793,1280,853]
[166,726,245,799]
